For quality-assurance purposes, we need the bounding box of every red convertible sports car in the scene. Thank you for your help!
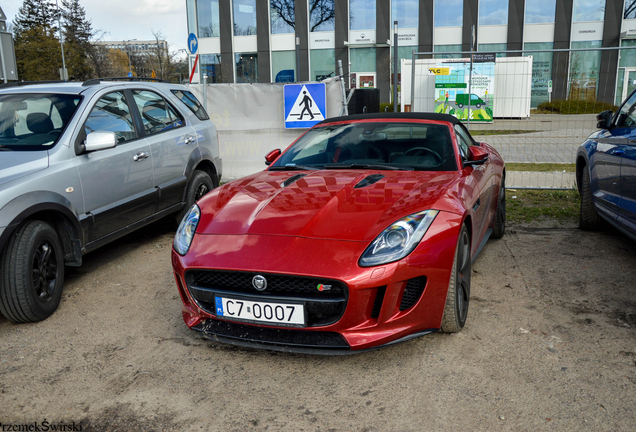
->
[171,113,505,353]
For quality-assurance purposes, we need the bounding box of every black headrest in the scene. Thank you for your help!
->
[26,113,54,134]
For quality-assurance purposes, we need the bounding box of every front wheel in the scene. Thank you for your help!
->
[441,225,471,333]
[492,177,506,239]
[0,221,65,323]
[579,167,602,230]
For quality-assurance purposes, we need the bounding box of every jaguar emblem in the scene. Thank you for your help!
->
[252,275,267,291]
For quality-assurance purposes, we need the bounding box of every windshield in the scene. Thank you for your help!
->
[270,122,457,171]
[0,93,82,151]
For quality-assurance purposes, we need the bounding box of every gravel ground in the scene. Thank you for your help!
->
[1,219,636,431]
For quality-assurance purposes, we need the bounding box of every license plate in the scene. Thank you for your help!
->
[215,296,305,326]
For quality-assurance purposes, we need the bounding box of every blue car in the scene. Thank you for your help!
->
[576,90,636,239]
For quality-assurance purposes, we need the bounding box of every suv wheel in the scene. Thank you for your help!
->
[0,221,65,323]
[175,170,216,223]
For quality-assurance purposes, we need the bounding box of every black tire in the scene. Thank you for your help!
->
[0,221,65,323]
[492,177,506,239]
[175,170,216,224]
[441,225,471,333]
[476,104,482,109]
[457,103,464,108]
[579,167,602,230]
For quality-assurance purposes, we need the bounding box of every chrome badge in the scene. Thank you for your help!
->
[252,275,267,291]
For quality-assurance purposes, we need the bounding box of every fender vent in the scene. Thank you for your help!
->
[371,286,386,318]
[399,277,427,311]
[281,173,307,188]
[354,174,385,188]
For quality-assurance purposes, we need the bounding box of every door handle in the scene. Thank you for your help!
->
[133,152,149,161]
[185,136,196,145]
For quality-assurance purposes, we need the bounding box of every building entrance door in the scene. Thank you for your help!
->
[622,68,636,101]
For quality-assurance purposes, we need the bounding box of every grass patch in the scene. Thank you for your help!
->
[506,163,575,172]
[471,129,540,136]
[534,99,617,115]
[507,189,580,223]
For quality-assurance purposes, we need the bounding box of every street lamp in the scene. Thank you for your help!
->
[124,39,137,76]
[55,0,67,80]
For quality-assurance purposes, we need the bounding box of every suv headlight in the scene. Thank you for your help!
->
[359,210,439,267]
[174,204,200,256]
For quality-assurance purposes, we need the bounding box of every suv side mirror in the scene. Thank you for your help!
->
[85,132,117,152]
[597,110,613,129]
[265,149,281,165]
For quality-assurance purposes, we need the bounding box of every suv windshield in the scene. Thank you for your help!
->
[0,93,81,151]
[271,122,457,171]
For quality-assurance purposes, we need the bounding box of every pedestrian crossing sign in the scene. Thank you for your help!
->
[284,83,326,129]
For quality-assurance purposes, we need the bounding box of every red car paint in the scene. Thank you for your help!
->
[172,114,505,352]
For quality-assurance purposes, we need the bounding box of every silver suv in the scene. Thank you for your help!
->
[0,78,221,323]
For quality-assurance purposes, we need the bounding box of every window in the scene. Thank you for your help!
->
[572,0,605,22]
[434,0,463,26]
[392,0,419,28]
[524,42,553,108]
[234,0,257,35]
[350,47,376,72]
[84,92,137,144]
[197,0,220,37]
[477,43,507,57]
[350,0,376,30]
[454,125,473,159]
[616,91,636,127]
[626,0,636,19]
[525,0,556,23]
[310,49,335,81]
[235,52,258,83]
[434,44,462,59]
[397,46,416,73]
[172,90,210,120]
[271,0,295,34]
[479,0,508,25]
[200,54,224,83]
[130,90,184,135]
[272,51,296,83]
[569,41,602,101]
[310,0,335,32]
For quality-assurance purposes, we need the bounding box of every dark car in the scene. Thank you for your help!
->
[576,90,636,239]
[171,113,505,354]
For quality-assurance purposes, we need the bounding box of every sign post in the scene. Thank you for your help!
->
[188,33,200,83]
[548,80,553,103]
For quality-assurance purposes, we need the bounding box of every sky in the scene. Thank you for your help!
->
[1,0,189,56]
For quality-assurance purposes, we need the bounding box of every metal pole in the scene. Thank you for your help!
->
[393,21,398,112]
[0,37,7,84]
[410,50,416,112]
[467,25,475,131]
[55,0,67,80]
[296,36,301,82]
[202,72,208,111]
[338,59,348,116]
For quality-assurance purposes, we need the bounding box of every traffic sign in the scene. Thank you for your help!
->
[548,80,553,93]
[188,33,198,54]
[284,83,326,129]
[128,71,132,78]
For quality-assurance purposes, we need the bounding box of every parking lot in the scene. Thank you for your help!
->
[1,219,636,431]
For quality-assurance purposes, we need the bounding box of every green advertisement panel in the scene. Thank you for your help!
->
[433,58,495,122]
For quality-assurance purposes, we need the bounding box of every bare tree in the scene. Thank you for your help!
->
[146,30,176,80]
[310,0,335,32]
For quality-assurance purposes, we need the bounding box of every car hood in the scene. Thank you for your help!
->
[196,170,465,242]
[0,151,49,188]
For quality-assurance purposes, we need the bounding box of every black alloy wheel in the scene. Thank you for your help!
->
[441,225,471,332]
[32,241,59,302]
[492,177,506,239]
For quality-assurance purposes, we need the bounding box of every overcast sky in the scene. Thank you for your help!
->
[1,0,189,55]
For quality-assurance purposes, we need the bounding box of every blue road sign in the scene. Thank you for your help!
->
[188,33,198,55]
[127,71,133,78]
[284,83,326,129]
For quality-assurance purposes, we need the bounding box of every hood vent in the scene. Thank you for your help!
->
[354,174,385,189]
[281,173,307,188]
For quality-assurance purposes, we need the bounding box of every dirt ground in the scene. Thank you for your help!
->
[1,219,636,431]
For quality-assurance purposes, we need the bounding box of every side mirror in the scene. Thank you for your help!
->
[463,146,489,167]
[265,149,281,165]
[596,110,613,129]
[85,132,117,152]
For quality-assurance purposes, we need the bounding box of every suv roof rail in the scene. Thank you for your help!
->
[0,80,73,88]
[82,77,172,86]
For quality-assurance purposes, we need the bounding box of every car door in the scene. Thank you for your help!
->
[73,90,156,242]
[617,129,636,234]
[129,89,197,212]
[454,125,490,255]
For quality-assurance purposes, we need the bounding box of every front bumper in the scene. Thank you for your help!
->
[172,211,463,351]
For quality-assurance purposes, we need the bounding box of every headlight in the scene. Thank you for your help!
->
[359,210,439,267]
[174,204,200,256]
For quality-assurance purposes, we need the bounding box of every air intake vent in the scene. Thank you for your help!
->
[399,277,427,311]
[371,286,386,318]
[354,174,385,188]
[281,173,307,187]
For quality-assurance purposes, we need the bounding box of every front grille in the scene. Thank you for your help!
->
[399,276,427,311]
[185,270,348,327]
